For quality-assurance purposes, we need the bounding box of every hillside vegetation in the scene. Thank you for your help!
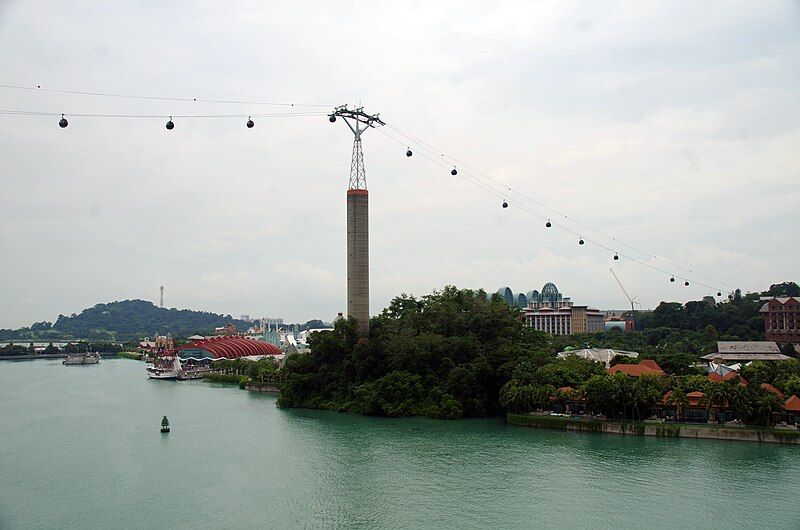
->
[0,300,252,341]
[278,282,798,419]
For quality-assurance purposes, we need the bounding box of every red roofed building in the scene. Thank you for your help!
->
[761,383,784,399]
[708,371,747,386]
[660,390,708,422]
[783,395,800,425]
[173,336,281,359]
[608,359,665,377]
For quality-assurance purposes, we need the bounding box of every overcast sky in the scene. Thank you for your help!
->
[0,1,798,328]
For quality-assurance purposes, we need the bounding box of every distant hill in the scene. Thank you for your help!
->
[0,300,252,341]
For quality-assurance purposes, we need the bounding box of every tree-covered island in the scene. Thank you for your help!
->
[278,284,800,425]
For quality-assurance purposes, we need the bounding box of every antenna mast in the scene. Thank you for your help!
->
[160,285,164,309]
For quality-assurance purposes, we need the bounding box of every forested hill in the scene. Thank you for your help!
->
[1,300,252,341]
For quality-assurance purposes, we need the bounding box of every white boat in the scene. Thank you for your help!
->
[147,356,181,380]
[63,353,100,365]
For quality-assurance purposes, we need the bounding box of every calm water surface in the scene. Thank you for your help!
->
[1,359,799,529]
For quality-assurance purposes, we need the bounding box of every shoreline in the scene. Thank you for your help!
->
[507,413,800,445]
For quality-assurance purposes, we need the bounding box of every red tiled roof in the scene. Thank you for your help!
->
[760,383,784,399]
[784,395,800,413]
[708,372,747,386]
[608,359,665,376]
[175,336,281,359]
[661,390,706,407]
[558,386,574,394]
[686,391,706,407]
[722,372,748,386]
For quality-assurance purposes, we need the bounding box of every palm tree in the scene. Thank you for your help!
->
[666,388,689,422]
[729,386,752,423]
[708,383,733,423]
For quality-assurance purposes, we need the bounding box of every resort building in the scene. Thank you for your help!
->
[173,336,281,360]
[783,395,800,425]
[488,282,604,335]
[557,348,639,368]
[760,297,800,343]
[607,359,665,377]
[701,341,791,364]
[660,390,709,423]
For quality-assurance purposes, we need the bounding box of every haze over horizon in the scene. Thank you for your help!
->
[1,1,798,328]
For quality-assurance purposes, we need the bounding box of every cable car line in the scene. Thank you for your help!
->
[0,83,333,108]
[0,89,730,296]
[384,122,733,290]
[376,126,724,293]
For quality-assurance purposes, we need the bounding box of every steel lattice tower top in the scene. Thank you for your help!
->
[329,106,384,190]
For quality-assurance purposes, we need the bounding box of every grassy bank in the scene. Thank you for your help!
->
[507,413,800,444]
[203,373,246,385]
[117,351,143,360]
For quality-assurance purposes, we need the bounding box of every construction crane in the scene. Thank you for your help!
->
[610,268,642,330]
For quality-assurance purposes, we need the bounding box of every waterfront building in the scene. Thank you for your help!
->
[701,341,791,363]
[551,387,586,415]
[783,395,800,425]
[607,359,665,377]
[557,348,639,368]
[759,297,800,343]
[660,390,709,423]
[173,336,281,360]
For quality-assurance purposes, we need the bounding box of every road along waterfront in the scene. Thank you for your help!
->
[1,359,799,529]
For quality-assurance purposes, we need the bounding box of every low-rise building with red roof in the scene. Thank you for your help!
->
[782,395,800,425]
[608,359,665,377]
[760,383,784,399]
[659,390,708,423]
[707,371,747,386]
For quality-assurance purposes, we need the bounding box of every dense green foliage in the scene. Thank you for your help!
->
[0,300,253,341]
[278,287,549,419]
[278,282,799,423]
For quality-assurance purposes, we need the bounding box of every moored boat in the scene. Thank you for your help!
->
[147,356,181,379]
[63,353,100,365]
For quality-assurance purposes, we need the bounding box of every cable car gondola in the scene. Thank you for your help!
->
[579,238,584,245]
[613,253,619,260]
[502,201,508,208]
[58,114,68,128]
[451,167,457,176]
[329,115,336,123]
[545,220,551,228]
[406,148,412,157]
[246,117,254,128]
[165,117,174,130]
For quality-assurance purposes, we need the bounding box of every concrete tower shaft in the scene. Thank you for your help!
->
[347,189,369,336]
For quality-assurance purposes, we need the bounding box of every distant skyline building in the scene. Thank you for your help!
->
[492,282,604,335]
[760,297,800,344]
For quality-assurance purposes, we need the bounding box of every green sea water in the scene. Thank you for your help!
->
[1,359,799,529]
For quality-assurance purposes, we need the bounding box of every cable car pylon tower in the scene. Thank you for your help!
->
[329,105,385,336]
